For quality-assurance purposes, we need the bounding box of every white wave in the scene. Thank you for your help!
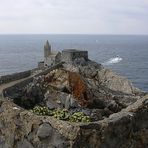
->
[102,56,122,65]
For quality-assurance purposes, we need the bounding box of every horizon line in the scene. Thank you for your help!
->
[0,33,148,36]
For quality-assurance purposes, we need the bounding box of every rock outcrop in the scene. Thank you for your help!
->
[0,57,147,148]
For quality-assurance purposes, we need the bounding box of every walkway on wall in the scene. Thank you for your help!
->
[0,62,64,100]
[0,76,31,99]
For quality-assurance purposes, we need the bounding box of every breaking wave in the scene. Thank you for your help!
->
[102,56,122,65]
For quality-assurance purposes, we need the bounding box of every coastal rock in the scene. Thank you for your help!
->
[97,68,141,95]
[1,55,148,148]
[64,94,79,109]
[68,71,93,107]
[106,100,120,113]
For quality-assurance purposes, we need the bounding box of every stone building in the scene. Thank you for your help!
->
[38,41,88,68]
[43,40,60,67]
[61,49,88,63]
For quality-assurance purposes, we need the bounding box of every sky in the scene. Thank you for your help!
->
[0,0,148,34]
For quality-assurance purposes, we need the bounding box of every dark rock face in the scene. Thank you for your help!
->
[1,58,147,148]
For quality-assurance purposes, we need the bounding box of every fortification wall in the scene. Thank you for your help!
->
[62,50,88,63]
[0,70,31,85]
[2,77,33,99]
[2,62,64,99]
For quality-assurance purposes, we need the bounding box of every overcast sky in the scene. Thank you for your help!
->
[0,0,148,34]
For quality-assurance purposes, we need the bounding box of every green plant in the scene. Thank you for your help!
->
[32,106,53,116]
[69,112,91,123]
[32,106,91,123]
[52,109,70,120]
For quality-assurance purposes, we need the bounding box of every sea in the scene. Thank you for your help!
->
[0,35,148,92]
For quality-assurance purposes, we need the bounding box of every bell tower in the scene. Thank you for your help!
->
[44,40,51,58]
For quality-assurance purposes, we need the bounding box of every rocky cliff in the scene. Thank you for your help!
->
[0,58,147,148]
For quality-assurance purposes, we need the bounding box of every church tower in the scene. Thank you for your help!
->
[44,40,51,58]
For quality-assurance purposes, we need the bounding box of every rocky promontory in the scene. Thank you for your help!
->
[0,50,148,148]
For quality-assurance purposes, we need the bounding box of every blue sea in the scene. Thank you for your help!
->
[0,35,148,91]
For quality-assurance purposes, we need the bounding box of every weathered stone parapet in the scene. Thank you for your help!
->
[2,62,64,100]
[0,70,31,85]
[73,95,148,148]
[0,95,148,148]
[2,77,33,99]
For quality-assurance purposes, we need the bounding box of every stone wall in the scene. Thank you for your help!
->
[62,49,88,63]
[2,62,64,99]
[74,95,148,148]
[44,56,55,67]
[2,77,33,99]
[38,61,44,69]
[0,95,148,148]
[0,70,31,85]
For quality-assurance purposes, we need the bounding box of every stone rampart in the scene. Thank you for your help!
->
[62,49,88,63]
[2,62,64,99]
[0,70,31,85]
[2,77,33,99]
